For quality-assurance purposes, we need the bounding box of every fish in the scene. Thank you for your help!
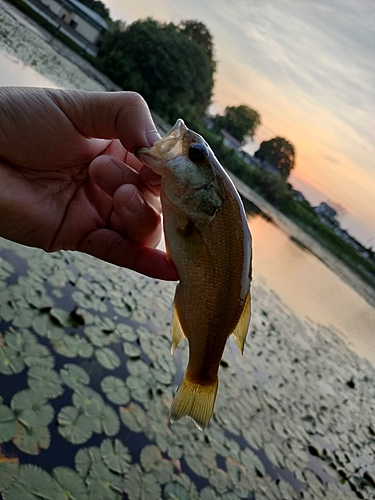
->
[135,119,252,430]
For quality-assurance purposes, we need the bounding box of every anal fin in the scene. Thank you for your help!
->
[232,290,251,354]
[171,304,186,354]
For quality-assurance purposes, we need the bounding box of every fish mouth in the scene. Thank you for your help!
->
[135,119,189,173]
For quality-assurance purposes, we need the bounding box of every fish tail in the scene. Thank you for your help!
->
[170,374,218,430]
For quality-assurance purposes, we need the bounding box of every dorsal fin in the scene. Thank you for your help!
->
[231,290,251,354]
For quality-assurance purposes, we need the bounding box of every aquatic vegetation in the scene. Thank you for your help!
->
[0,238,375,499]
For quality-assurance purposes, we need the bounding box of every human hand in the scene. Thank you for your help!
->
[0,87,177,280]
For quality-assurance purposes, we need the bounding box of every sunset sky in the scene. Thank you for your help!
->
[104,0,375,246]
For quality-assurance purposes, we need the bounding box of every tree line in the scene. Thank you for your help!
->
[80,0,295,179]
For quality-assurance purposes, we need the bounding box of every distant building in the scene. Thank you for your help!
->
[315,202,337,223]
[24,0,108,56]
[220,129,242,151]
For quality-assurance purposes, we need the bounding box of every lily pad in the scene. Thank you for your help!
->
[95,348,121,370]
[119,403,148,433]
[13,423,50,455]
[60,364,90,390]
[164,482,191,500]
[100,376,130,405]
[117,324,137,342]
[0,405,17,443]
[100,439,131,474]
[0,458,19,493]
[86,461,124,497]
[123,342,141,359]
[53,467,88,500]
[73,387,105,418]
[99,405,120,437]
[140,445,162,472]
[11,390,54,428]
[51,335,93,359]
[33,314,64,340]
[23,343,54,369]
[28,366,63,399]
[57,406,94,445]
[2,464,63,500]
[124,464,161,500]
[75,447,102,478]
[0,346,25,375]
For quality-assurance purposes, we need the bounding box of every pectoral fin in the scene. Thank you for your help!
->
[171,303,185,354]
[232,290,251,354]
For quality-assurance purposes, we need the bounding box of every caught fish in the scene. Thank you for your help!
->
[136,119,252,430]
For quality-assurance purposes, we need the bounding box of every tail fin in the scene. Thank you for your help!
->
[170,374,218,430]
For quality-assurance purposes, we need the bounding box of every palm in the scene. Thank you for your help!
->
[0,88,177,280]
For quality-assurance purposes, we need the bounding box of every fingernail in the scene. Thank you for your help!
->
[103,158,122,183]
[146,129,161,147]
[124,188,145,214]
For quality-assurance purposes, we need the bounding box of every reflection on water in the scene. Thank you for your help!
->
[250,214,375,365]
[0,49,59,88]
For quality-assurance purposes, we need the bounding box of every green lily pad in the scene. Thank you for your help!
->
[0,346,25,375]
[23,343,54,369]
[140,445,163,472]
[240,448,266,476]
[125,464,161,500]
[75,447,102,478]
[0,458,19,493]
[0,405,17,443]
[13,423,50,455]
[99,405,120,437]
[51,335,93,359]
[33,314,64,340]
[100,439,131,474]
[95,348,121,370]
[57,406,94,445]
[100,376,130,405]
[126,359,150,377]
[11,390,54,428]
[86,461,124,498]
[53,467,88,500]
[60,364,90,390]
[164,482,191,500]
[73,386,105,418]
[2,464,63,500]
[28,366,63,399]
[123,342,141,359]
[117,324,137,342]
[12,308,36,329]
[4,329,37,354]
[119,403,148,433]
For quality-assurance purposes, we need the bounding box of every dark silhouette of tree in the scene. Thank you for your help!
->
[255,137,295,178]
[98,19,216,123]
[213,105,261,144]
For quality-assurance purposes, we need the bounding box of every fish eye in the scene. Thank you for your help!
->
[188,143,209,163]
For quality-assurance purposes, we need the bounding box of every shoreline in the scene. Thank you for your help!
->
[230,172,375,309]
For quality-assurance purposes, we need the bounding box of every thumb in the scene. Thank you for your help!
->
[47,89,161,151]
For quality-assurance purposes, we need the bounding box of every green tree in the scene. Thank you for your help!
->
[255,136,295,178]
[98,18,215,123]
[179,20,216,73]
[213,105,261,143]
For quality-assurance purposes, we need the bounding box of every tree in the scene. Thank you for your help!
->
[213,105,261,144]
[254,137,295,178]
[97,19,216,123]
[179,20,216,73]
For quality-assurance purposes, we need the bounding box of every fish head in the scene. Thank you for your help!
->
[136,119,223,220]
